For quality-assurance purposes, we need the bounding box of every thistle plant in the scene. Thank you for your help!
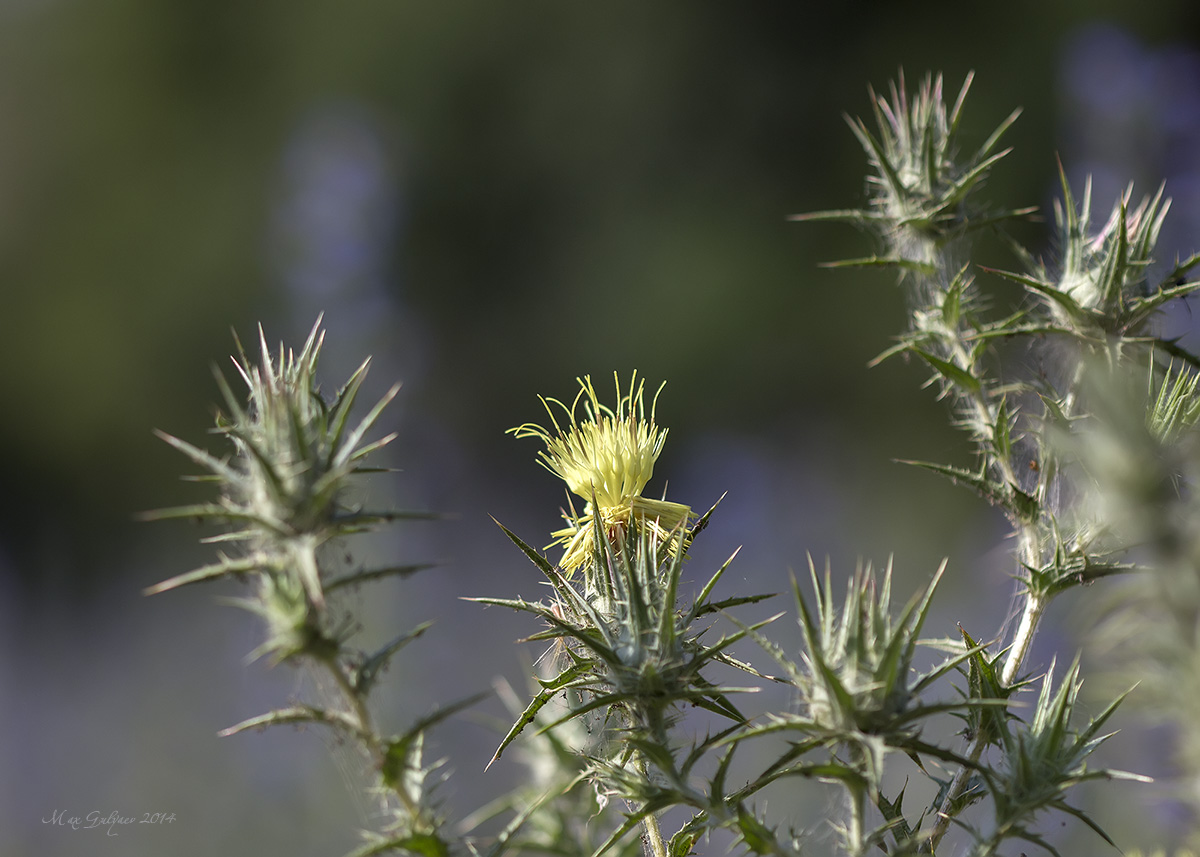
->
[723,561,992,855]
[459,673,643,857]
[798,70,1200,853]
[479,374,779,857]
[147,71,1200,857]
[964,658,1145,857]
[145,318,464,857]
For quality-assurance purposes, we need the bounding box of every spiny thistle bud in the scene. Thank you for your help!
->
[144,317,414,663]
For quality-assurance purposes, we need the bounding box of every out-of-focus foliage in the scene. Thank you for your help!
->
[6,1,1161,593]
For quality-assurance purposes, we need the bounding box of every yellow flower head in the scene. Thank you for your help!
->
[510,372,692,574]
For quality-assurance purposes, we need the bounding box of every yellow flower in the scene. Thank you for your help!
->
[510,372,692,575]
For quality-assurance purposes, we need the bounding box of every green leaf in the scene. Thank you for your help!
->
[488,662,591,770]
[897,459,1039,524]
[735,805,778,855]
[151,429,238,481]
[846,113,909,205]
[211,362,249,427]
[217,705,371,744]
[589,808,652,857]
[685,546,740,623]
[669,828,702,857]
[911,349,981,395]
[380,694,487,792]
[1056,802,1119,851]
[991,397,1014,462]
[494,518,557,578]
[143,554,267,595]
[325,562,438,593]
[343,832,450,857]
[819,255,938,276]
[939,146,1014,212]
[331,382,400,470]
[330,509,441,528]
[691,592,776,619]
[353,622,434,698]
[1023,280,1095,326]
[868,336,919,367]
[876,782,917,848]
[941,270,967,328]
[326,358,371,458]
[787,208,890,225]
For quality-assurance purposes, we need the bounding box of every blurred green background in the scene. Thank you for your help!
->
[6,2,1200,855]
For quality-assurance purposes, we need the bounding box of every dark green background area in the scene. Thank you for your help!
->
[4,3,1198,856]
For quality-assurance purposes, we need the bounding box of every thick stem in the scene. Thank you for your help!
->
[923,319,1053,852]
[848,783,866,856]
[925,737,986,849]
[632,751,669,857]
[642,813,668,857]
[326,656,377,746]
[926,586,1047,853]
[318,653,426,822]
[1000,592,1046,686]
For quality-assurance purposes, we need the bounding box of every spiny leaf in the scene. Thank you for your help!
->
[669,827,702,857]
[898,459,1039,524]
[735,805,779,855]
[691,591,776,620]
[143,554,268,595]
[151,429,238,481]
[788,208,892,227]
[494,518,556,578]
[819,255,938,276]
[331,382,401,470]
[911,348,982,395]
[487,662,591,770]
[353,622,434,698]
[217,705,372,744]
[343,832,450,857]
[326,357,372,459]
[326,562,439,593]
[380,694,488,791]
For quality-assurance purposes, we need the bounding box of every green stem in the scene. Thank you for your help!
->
[1000,592,1046,686]
[631,707,672,857]
[632,751,668,857]
[848,783,866,856]
[642,812,668,857]
[923,305,1053,852]
[318,652,428,823]
[324,653,378,751]
[925,739,985,851]
[926,573,1047,852]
